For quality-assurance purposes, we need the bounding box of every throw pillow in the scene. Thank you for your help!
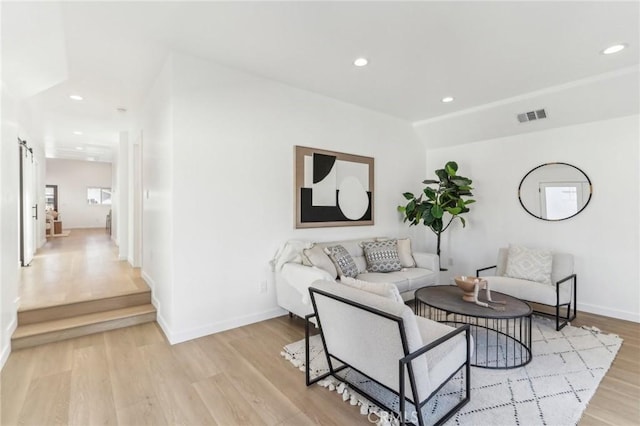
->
[340,276,404,304]
[505,244,553,285]
[361,240,402,273]
[396,238,416,268]
[303,245,338,278]
[324,245,359,278]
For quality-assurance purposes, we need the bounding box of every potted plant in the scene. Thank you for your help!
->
[397,161,475,270]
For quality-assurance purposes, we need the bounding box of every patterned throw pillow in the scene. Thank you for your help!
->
[361,240,402,273]
[324,245,359,278]
[505,245,553,285]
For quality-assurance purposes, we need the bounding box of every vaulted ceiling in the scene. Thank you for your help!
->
[2,1,638,161]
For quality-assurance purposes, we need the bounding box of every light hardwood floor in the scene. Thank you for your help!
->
[4,230,638,425]
[1,311,638,425]
[20,229,148,310]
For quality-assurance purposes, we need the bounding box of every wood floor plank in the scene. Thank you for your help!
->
[169,339,222,383]
[68,345,117,426]
[0,348,37,425]
[276,410,318,426]
[31,339,73,379]
[138,342,216,425]
[115,396,169,426]
[104,327,160,410]
[130,320,166,347]
[193,373,262,426]
[16,371,71,426]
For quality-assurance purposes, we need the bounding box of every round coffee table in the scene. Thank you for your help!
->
[415,285,532,369]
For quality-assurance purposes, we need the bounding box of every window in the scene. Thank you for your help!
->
[87,187,112,205]
[45,185,58,211]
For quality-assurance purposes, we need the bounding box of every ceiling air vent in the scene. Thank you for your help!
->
[517,109,547,123]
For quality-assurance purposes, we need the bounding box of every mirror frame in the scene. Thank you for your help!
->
[518,162,592,221]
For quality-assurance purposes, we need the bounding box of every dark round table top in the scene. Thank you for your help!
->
[415,285,532,319]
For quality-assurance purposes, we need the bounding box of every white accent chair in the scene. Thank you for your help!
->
[306,280,471,426]
[477,248,576,330]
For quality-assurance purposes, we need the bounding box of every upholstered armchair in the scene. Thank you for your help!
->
[306,280,471,426]
[477,246,577,330]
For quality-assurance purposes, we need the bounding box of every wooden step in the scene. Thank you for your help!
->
[12,304,156,350]
[18,289,152,325]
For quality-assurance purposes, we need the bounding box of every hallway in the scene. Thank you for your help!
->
[19,229,148,310]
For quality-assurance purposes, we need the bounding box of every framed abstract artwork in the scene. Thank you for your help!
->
[295,146,374,228]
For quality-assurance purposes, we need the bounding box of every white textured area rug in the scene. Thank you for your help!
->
[281,317,622,426]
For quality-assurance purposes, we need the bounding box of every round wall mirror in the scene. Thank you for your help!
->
[518,162,592,221]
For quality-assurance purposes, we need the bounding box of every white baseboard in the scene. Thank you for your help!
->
[141,270,154,290]
[118,254,127,261]
[163,308,286,345]
[0,341,10,371]
[577,302,640,323]
[1,316,18,371]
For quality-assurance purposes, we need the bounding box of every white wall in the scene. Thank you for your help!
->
[0,87,20,368]
[141,56,175,332]
[128,130,142,267]
[424,115,639,322]
[116,131,129,260]
[141,52,426,343]
[45,158,112,229]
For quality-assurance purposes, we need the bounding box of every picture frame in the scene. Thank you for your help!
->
[295,146,374,228]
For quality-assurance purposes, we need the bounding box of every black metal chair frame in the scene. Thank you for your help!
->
[476,265,577,331]
[305,287,471,426]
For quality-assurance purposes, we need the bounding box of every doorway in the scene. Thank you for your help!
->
[19,139,38,266]
[45,184,58,211]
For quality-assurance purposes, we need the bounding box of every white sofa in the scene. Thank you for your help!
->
[306,280,471,426]
[477,247,577,330]
[275,238,439,318]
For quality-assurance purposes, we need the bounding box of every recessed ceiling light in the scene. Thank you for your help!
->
[87,157,96,161]
[75,146,84,150]
[354,57,368,67]
[602,44,627,55]
[73,131,83,135]
[69,95,83,101]
[441,96,454,103]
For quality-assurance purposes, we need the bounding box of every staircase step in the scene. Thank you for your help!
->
[18,289,152,325]
[12,304,156,350]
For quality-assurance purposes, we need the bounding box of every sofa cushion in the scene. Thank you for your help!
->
[391,268,438,290]
[505,244,552,285]
[324,245,359,278]
[303,245,337,278]
[358,272,410,293]
[361,240,402,273]
[397,238,416,268]
[486,276,571,305]
[415,315,469,392]
[340,276,403,303]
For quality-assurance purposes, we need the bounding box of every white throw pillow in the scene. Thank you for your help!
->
[505,244,553,285]
[396,238,416,268]
[340,276,404,304]
[303,245,337,278]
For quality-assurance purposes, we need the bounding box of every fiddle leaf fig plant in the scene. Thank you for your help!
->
[397,161,475,270]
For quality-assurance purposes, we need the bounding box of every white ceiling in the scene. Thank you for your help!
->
[2,1,638,162]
